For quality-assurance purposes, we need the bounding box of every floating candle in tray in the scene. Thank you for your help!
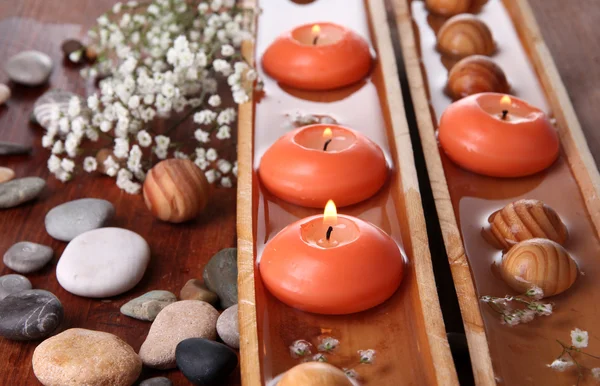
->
[262,22,372,90]
[438,93,559,177]
[259,124,388,208]
[259,200,404,315]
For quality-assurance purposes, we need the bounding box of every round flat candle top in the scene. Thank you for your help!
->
[261,22,372,90]
[438,93,559,177]
[258,124,388,208]
[259,212,404,315]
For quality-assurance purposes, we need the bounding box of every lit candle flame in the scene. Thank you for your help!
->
[500,95,512,106]
[323,127,333,140]
[323,199,337,225]
[312,24,321,35]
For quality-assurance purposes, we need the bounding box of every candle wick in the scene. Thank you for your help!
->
[313,35,319,45]
[501,110,508,120]
[323,139,332,151]
[326,226,333,241]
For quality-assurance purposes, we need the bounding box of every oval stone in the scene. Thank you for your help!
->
[217,305,239,349]
[32,328,142,386]
[176,338,238,386]
[120,290,177,321]
[56,228,150,298]
[0,274,32,300]
[4,50,53,86]
[0,177,45,208]
[45,198,115,242]
[3,241,53,273]
[203,248,238,308]
[0,289,63,340]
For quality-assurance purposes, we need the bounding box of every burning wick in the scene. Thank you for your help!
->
[312,24,321,46]
[323,199,337,242]
[323,127,333,152]
[500,95,511,120]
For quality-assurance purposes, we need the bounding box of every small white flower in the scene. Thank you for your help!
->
[519,309,536,324]
[502,313,521,327]
[358,349,376,364]
[155,135,170,150]
[198,3,209,13]
[68,97,81,117]
[318,337,340,352]
[100,120,112,133]
[245,69,257,81]
[525,286,544,300]
[174,151,189,159]
[47,155,61,173]
[113,138,129,159]
[217,108,236,125]
[112,2,122,13]
[213,59,232,75]
[41,135,55,148]
[217,159,232,174]
[52,140,64,155]
[194,110,217,125]
[592,368,600,380]
[127,95,141,109]
[69,50,83,63]
[216,125,231,140]
[60,158,75,173]
[571,328,589,349]
[208,95,221,107]
[547,358,573,372]
[154,147,168,160]
[137,130,152,147]
[194,157,209,170]
[535,303,553,316]
[220,176,232,188]
[289,340,312,358]
[194,129,210,143]
[312,353,327,362]
[83,157,98,172]
[206,148,218,161]
[232,161,238,177]
[104,156,120,177]
[205,169,218,183]
[233,89,249,104]
[221,44,234,57]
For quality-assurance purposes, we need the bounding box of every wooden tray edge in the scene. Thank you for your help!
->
[391,0,600,385]
[237,3,261,383]
[368,1,459,384]
[390,0,497,384]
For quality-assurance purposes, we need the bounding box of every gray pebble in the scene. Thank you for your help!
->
[140,377,173,386]
[0,289,63,340]
[217,305,239,349]
[0,141,32,155]
[3,241,53,273]
[4,50,53,86]
[203,248,238,308]
[0,177,45,208]
[120,290,177,321]
[0,274,32,300]
[45,198,115,241]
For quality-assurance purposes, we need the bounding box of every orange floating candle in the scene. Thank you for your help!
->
[262,22,372,90]
[259,201,404,315]
[438,93,559,177]
[259,124,388,208]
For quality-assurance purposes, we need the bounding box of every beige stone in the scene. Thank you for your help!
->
[139,300,219,369]
[32,328,142,386]
[0,84,10,105]
[0,167,15,183]
[179,278,219,306]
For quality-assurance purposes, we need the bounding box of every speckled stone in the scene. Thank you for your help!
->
[45,198,115,242]
[4,50,53,86]
[120,290,177,321]
[0,274,32,300]
[3,241,53,273]
[32,328,142,386]
[139,300,219,369]
[140,377,173,386]
[217,305,239,349]
[0,289,63,340]
[0,177,45,208]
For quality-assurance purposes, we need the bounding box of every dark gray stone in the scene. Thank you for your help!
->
[140,377,173,386]
[4,50,53,86]
[3,241,53,273]
[0,289,63,340]
[0,141,32,155]
[45,198,115,241]
[0,274,32,300]
[120,290,177,321]
[203,248,237,308]
[176,338,238,385]
[0,177,45,208]
[217,305,239,349]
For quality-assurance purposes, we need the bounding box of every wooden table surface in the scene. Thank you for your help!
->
[0,0,597,385]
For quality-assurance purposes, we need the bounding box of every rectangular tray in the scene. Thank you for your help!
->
[392,0,600,384]
[236,0,458,385]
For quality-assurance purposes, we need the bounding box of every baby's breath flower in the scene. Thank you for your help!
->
[174,151,189,159]
[547,358,573,372]
[220,176,232,188]
[52,141,64,155]
[535,303,553,316]
[154,147,168,160]
[343,368,358,379]
[208,95,221,107]
[221,44,234,57]
[195,129,211,143]
[571,328,589,349]
[592,368,600,380]
[104,156,120,177]
[47,155,61,173]
[216,159,232,174]
[318,337,340,352]
[525,286,544,300]
[137,130,152,147]
[205,169,219,184]
[216,125,231,140]
[312,353,327,362]
[83,157,98,172]
[155,135,170,150]
[502,313,521,327]
[358,349,376,364]
[289,340,312,358]
[206,148,218,161]
[60,158,75,173]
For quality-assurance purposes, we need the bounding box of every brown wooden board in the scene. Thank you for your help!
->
[236,0,457,385]
[392,0,600,385]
